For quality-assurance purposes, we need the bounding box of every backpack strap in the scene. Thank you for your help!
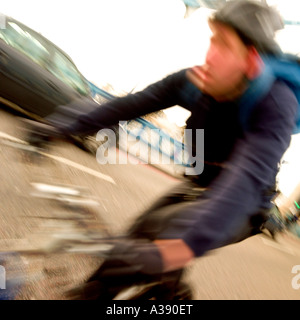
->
[238,63,275,132]
[262,54,300,134]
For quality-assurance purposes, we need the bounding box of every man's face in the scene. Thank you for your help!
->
[188,21,252,100]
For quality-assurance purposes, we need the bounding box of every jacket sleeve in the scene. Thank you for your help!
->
[157,81,298,257]
[56,69,188,136]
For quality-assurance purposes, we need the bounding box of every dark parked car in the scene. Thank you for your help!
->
[0,14,97,121]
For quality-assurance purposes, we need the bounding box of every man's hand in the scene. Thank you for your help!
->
[154,239,195,272]
[97,238,194,278]
[68,238,194,300]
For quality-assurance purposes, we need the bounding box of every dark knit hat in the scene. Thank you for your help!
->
[210,0,284,54]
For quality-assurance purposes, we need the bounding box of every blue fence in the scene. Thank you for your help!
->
[87,81,191,167]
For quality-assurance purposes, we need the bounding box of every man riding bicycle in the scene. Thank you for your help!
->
[27,1,298,299]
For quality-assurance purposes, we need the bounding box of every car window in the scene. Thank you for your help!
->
[0,21,50,67]
[0,18,90,96]
[47,50,89,96]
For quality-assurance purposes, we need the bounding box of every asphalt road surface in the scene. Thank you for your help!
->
[0,108,299,300]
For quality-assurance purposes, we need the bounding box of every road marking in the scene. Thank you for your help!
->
[0,131,25,144]
[0,131,116,185]
[41,152,115,184]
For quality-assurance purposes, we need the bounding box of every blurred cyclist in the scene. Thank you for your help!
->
[28,1,297,299]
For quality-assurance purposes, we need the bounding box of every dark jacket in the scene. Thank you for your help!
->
[61,69,297,256]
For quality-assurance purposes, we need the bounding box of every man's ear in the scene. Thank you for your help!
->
[246,46,264,80]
